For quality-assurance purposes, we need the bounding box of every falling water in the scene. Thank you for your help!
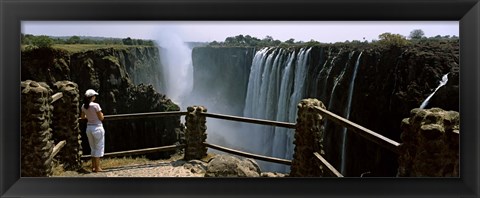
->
[243,47,311,172]
[420,73,449,109]
[340,52,363,175]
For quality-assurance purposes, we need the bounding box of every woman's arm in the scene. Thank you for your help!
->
[96,111,104,121]
[80,111,86,119]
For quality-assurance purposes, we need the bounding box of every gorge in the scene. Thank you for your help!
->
[189,40,459,176]
[21,38,459,177]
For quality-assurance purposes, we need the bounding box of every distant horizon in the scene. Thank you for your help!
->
[22,21,459,44]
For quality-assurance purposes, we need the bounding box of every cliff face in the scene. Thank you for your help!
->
[191,47,255,116]
[21,46,181,159]
[310,41,459,176]
[192,40,459,176]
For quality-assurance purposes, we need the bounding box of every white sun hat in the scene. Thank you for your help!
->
[85,89,99,97]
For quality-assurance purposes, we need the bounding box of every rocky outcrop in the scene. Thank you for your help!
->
[21,80,54,176]
[398,108,459,177]
[51,81,82,170]
[290,99,326,177]
[204,155,261,177]
[21,47,181,159]
[184,106,208,160]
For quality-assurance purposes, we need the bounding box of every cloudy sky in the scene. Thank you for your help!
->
[22,21,459,43]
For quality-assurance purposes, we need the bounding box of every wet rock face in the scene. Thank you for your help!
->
[22,47,181,159]
[204,155,261,177]
[191,47,255,116]
[398,108,459,177]
[301,42,459,176]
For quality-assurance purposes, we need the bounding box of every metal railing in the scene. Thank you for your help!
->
[85,110,296,166]
[79,103,402,177]
[313,106,400,154]
[200,112,296,129]
[103,111,188,121]
[51,92,63,104]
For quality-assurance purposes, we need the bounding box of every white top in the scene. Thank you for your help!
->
[82,102,103,125]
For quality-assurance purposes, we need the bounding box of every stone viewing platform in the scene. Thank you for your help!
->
[54,153,286,178]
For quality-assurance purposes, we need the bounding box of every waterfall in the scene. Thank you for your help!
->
[419,73,449,109]
[243,47,311,172]
[340,51,363,175]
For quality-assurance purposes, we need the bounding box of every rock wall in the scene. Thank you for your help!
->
[290,99,326,177]
[51,81,82,170]
[21,46,182,159]
[398,108,459,177]
[184,106,208,160]
[21,80,54,176]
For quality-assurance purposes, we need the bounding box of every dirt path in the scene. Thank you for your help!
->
[55,160,205,177]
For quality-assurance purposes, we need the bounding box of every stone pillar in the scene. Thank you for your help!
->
[398,108,460,177]
[184,106,208,160]
[290,98,326,177]
[52,81,82,170]
[21,80,54,177]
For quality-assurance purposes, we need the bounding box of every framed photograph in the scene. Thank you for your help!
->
[2,0,479,197]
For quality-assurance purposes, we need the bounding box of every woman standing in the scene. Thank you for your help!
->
[80,89,105,172]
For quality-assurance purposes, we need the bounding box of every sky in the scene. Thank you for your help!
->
[22,21,459,43]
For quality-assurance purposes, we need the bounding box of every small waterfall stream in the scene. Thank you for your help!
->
[420,73,449,109]
[340,51,363,174]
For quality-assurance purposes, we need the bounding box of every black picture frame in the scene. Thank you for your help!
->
[1,0,479,197]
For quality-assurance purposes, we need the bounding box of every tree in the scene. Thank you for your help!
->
[66,36,81,44]
[262,35,273,42]
[285,38,295,44]
[409,29,425,39]
[31,35,54,48]
[122,37,133,45]
[378,32,410,46]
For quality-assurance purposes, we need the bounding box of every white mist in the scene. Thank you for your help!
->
[155,31,193,109]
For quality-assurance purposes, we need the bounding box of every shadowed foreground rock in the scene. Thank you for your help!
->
[398,108,459,177]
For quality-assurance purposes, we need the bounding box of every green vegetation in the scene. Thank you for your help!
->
[377,32,411,46]
[164,102,180,111]
[208,34,303,48]
[21,34,155,52]
[103,55,120,65]
[51,44,130,53]
[206,29,457,49]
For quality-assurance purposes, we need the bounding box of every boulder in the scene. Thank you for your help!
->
[204,155,261,177]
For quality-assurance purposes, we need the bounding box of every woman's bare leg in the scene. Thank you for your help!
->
[94,157,103,172]
[91,157,96,172]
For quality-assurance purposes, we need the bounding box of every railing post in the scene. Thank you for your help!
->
[397,108,460,177]
[21,80,54,177]
[184,106,208,160]
[290,98,326,177]
[52,81,82,170]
